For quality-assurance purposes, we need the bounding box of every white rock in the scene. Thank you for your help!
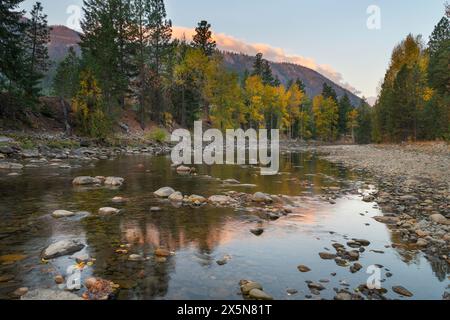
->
[98,207,120,216]
[51,210,76,218]
[208,195,233,205]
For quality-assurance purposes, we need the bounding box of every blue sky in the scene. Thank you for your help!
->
[19,0,447,98]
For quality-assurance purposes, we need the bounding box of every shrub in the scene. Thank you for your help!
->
[146,128,168,143]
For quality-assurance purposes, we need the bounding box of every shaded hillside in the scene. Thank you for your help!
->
[47,26,361,106]
[222,52,362,106]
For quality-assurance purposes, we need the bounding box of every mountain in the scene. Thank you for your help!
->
[47,25,362,106]
[222,52,362,106]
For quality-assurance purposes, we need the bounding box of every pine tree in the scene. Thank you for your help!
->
[81,0,133,112]
[428,16,450,56]
[295,78,306,92]
[191,20,216,56]
[262,60,275,85]
[53,47,80,100]
[0,0,26,98]
[338,94,352,136]
[355,99,373,144]
[251,53,264,78]
[147,0,173,123]
[23,1,50,101]
[322,83,338,103]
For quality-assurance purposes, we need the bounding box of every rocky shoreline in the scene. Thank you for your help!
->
[294,143,450,279]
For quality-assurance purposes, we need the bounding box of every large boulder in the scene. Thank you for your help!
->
[42,240,85,259]
[168,191,183,202]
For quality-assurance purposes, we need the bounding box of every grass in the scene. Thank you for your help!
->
[145,128,169,143]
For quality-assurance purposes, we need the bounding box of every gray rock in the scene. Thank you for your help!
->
[252,192,273,203]
[21,289,82,300]
[42,240,85,259]
[104,177,124,186]
[72,176,100,185]
[154,187,176,198]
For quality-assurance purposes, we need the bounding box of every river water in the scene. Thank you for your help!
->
[0,152,448,300]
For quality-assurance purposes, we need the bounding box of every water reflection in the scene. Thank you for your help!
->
[0,153,448,300]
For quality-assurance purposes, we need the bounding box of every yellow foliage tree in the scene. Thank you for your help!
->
[72,70,110,138]
[312,95,339,142]
[347,109,359,143]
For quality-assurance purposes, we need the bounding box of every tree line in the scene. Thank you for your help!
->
[1,0,448,144]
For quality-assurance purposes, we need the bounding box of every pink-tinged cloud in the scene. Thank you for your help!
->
[172,26,361,96]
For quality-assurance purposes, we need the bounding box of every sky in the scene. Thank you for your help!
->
[19,0,447,99]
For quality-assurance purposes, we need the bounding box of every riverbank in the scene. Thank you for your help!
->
[297,143,450,277]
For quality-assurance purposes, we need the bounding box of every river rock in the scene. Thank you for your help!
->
[373,216,399,224]
[104,177,124,186]
[241,282,263,295]
[187,195,207,204]
[176,165,192,173]
[250,228,264,236]
[128,254,144,262]
[0,162,23,170]
[224,179,240,184]
[248,289,273,300]
[12,287,29,298]
[334,291,352,300]
[308,282,325,291]
[252,192,273,203]
[208,195,233,205]
[392,286,414,297]
[72,176,100,185]
[350,263,363,273]
[21,289,82,300]
[297,265,311,272]
[42,240,85,259]
[112,196,127,204]
[84,277,114,300]
[319,252,337,260]
[54,275,65,284]
[51,210,76,218]
[168,191,183,202]
[154,187,175,198]
[98,207,120,216]
[430,214,449,225]
[154,248,171,257]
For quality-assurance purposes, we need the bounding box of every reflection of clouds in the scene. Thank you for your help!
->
[120,219,243,253]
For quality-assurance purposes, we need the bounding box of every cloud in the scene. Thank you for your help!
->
[173,26,361,96]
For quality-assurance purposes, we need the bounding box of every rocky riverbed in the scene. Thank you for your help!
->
[0,138,449,300]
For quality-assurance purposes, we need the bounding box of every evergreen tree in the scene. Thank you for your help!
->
[262,60,275,85]
[338,94,352,135]
[191,20,216,56]
[53,47,80,100]
[0,0,26,97]
[428,16,450,56]
[355,99,373,144]
[322,83,338,103]
[147,0,173,122]
[23,1,50,101]
[251,53,264,78]
[295,78,306,92]
[81,0,133,112]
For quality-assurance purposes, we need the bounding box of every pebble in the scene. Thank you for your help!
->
[392,286,414,297]
[297,265,311,273]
